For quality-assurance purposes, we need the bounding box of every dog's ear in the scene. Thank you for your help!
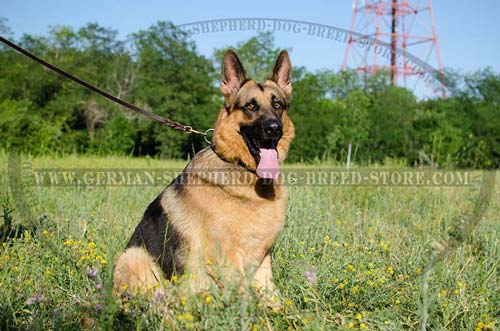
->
[221,50,249,97]
[268,50,292,99]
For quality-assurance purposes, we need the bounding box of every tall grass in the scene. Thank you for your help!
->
[0,154,498,330]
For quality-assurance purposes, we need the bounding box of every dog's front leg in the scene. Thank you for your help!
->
[251,254,281,309]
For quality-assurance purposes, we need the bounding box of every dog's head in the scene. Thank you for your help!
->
[212,50,295,179]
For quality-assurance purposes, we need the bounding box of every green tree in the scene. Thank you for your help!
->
[132,21,217,158]
[367,86,417,162]
[1,20,499,168]
[0,99,61,153]
[213,32,285,82]
[286,71,337,162]
[327,89,370,163]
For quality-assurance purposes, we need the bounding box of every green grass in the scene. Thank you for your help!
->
[0,154,498,330]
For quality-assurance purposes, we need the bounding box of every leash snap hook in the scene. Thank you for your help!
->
[203,128,214,144]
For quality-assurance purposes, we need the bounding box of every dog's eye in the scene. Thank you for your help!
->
[271,95,283,110]
[246,103,256,111]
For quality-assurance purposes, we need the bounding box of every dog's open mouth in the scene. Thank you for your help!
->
[240,131,280,179]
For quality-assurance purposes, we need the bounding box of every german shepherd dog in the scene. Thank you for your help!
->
[113,49,295,304]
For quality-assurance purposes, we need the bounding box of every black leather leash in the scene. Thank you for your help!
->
[0,36,213,142]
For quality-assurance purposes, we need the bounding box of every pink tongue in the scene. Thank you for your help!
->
[256,149,280,179]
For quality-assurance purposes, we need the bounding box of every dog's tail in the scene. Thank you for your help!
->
[113,246,163,294]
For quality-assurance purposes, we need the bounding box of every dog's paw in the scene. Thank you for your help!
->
[254,287,282,311]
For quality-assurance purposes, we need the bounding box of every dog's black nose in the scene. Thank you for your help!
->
[264,120,282,138]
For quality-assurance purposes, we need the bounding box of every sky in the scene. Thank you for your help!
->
[2,0,500,95]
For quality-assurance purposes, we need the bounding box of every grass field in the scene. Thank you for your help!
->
[0,153,498,330]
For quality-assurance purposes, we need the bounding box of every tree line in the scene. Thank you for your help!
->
[0,20,498,168]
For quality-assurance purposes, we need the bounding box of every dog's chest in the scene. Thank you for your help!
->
[204,190,287,261]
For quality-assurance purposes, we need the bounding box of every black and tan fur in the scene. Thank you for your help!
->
[113,50,295,302]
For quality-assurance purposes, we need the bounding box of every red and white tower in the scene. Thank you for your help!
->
[342,0,445,96]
